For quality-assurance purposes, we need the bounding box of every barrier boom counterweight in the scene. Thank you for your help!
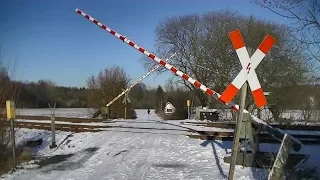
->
[75,8,302,151]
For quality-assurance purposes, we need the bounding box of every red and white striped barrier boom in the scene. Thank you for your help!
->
[106,53,176,107]
[75,8,302,150]
[219,30,275,108]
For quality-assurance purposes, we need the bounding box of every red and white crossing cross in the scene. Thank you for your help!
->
[219,29,276,108]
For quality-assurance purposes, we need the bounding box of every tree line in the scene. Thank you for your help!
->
[0,68,163,110]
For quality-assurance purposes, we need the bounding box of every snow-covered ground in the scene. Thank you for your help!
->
[1,109,319,179]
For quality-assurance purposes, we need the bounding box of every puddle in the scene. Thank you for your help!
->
[38,154,74,168]
[35,147,99,173]
[86,147,99,153]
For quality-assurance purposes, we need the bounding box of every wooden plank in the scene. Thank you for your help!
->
[268,134,294,180]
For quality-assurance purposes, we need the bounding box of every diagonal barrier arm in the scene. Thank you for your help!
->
[75,8,302,151]
[106,53,176,107]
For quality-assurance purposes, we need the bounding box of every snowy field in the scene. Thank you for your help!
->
[1,109,320,180]
[16,108,96,118]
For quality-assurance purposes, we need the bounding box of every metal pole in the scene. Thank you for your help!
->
[124,93,127,119]
[10,119,16,168]
[49,103,57,149]
[188,106,190,120]
[228,82,248,180]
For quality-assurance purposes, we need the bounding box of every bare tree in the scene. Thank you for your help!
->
[253,0,320,63]
[86,65,132,118]
[142,10,312,116]
[0,50,19,166]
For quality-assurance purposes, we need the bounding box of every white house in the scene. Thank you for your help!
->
[164,102,175,114]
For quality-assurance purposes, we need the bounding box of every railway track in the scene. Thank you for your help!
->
[15,115,106,123]
[8,115,320,131]
[188,132,320,145]
[181,121,320,131]
[0,120,189,133]
[0,121,105,133]
[1,115,320,144]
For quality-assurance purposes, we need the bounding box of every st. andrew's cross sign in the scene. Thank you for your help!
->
[219,29,276,108]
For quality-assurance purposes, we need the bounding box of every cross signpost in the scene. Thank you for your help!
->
[219,30,275,108]
[225,29,276,180]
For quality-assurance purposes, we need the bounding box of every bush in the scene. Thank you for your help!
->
[171,108,188,120]
[19,150,32,162]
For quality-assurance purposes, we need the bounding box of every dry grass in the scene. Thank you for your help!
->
[0,148,33,175]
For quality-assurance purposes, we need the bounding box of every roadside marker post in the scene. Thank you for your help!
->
[187,100,190,120]
[6,100,16,168]
[75,8,302,152]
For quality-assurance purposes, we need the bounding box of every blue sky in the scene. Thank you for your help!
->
[0,0,285,88]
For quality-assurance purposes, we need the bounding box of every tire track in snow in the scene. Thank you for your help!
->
[79,124,160,179]
[134,134,162,180]
[110,116,165,180]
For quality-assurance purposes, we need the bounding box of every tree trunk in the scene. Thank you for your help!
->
[269,105,281,122]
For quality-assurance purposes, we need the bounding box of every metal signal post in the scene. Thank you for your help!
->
[49,103,57,149]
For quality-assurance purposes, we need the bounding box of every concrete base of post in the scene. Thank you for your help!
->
[49,143,57,149]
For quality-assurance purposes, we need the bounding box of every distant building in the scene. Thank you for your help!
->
[164,102,175,114]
